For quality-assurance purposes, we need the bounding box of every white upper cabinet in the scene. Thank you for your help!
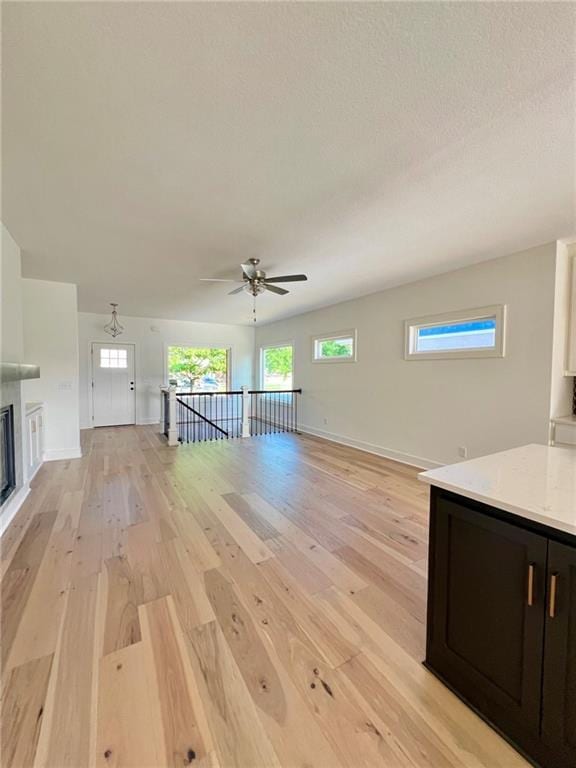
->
[567,255,576,376]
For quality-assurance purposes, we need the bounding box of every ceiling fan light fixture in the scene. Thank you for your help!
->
[200,258,308,303]
[243,281,266,296]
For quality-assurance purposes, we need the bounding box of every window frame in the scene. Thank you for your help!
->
[164,344,232,391]
[312,329,357,364]
[259,341,295,391]
[99,347,128,369]
[404,305,506,360]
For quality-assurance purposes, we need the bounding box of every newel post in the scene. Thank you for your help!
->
[166,386,179,446]
[241,385,251,438]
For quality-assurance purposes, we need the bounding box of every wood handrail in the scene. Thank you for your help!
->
[176,389,302,396]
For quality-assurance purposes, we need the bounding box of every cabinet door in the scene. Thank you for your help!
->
[566,254,576,374]
[26,414,35,475]
[37,410,43,461]
[541,542,576,767]
[427,493,547,742]
[31,413,39,466]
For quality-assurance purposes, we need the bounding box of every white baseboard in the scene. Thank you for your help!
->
[43,447,82,462]
[0,484,31,537]
[26,458,43,485]
[81,421,160,430]
[299,424,443,470]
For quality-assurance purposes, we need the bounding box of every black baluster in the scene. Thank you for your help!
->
[295,392,298,433]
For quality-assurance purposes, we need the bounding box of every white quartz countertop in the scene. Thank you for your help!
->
[419,444,576,537]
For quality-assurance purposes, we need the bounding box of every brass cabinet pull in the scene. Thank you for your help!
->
[527,563,535,606]
[548,572,559,619]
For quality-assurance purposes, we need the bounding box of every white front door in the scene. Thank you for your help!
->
[91,342,136,427]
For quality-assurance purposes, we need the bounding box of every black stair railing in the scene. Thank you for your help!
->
[248,390,299,436]
[176,392,241,443]
[167,388,301,444]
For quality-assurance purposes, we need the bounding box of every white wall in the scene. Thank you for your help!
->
[1,224,26,514]
[549,241,575,419]
[22,279,81,460]
[1,224,24,363]
[256,243,558,467]
[78,313,255,429]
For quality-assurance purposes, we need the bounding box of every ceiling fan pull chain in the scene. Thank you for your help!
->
[253,294,257,324]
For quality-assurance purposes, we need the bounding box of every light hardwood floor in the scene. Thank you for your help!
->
[1,426,529,768]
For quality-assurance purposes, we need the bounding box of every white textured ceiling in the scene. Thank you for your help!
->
[3,2,575,325]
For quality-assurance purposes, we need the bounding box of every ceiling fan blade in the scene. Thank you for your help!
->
[241,262,257,279]
[264,283,289,295]
[264,274,308,283]
[228,286,245,295]
[199,278,243,283]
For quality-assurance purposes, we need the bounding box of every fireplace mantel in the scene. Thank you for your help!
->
[0,362,40,383]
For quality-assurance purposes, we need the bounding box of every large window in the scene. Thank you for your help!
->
[313,330,356,363]
[261,344,293,390]
[405,305,506,360]
[167,346,230,391]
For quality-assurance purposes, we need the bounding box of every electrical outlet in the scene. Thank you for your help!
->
[458,446,468,458]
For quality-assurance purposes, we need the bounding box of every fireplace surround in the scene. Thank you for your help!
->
[1,405,16,505]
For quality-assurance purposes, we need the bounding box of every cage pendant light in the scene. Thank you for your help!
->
[104,303,124,338]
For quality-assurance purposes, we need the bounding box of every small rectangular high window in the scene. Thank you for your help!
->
[405,306,506,360]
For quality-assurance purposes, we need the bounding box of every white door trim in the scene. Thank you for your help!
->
[91,341,136,426]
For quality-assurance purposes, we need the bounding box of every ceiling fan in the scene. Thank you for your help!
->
[199,258,307,296]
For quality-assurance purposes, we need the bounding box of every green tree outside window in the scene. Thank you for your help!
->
[168,346,228,390]
[318,339,352,357]
[263,345,293,389]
